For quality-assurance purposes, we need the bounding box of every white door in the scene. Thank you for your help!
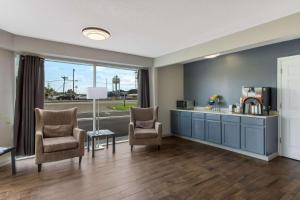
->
[279,55,300,160]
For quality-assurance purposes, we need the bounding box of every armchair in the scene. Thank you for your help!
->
[129,106,162,151]
[35,108,86,172]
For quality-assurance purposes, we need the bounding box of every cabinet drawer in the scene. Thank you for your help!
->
[181,111,192,117]
[206,113,221,121]
[241,117,265,126]
[222,115,240,123]
[192,112,205,119]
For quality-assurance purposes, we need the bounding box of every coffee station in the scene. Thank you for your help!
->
[171,86,278,161]
[230,86,272,116]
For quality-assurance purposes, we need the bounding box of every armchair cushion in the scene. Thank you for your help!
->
[43,125,73,138]
[135,120,154,129]
[134,128,158,139]
[43,136,78,153]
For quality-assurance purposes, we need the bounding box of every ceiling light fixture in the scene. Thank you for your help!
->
[82,27,111,40]
[204,53,220,59]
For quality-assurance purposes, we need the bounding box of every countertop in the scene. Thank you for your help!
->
[171,107,278,119]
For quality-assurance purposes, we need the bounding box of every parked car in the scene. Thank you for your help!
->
[56,94,74,100]
[47,95,59,100]
[75,94,87,100]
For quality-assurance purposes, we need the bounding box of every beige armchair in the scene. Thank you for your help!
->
[129,106,162,151]
[35,108,86,172]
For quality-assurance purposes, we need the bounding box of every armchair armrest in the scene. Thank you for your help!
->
[155,122,162,138]
[73,128,86,150]
[128,122,135,140]
[73,128,86,156]
[35,131,44,162]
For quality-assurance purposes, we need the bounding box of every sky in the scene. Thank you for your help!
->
[45,60,137,94]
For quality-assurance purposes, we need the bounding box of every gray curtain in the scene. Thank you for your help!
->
[138,69,150,108]
[14,55,44,156]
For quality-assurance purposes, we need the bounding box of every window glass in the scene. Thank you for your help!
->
[44,60,93,131]
[95,66,138,140]
[44,60,138,142]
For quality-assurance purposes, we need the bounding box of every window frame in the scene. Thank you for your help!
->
[44,58,139,131]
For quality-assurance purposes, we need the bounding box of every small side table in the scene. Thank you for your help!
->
[87,130,116,157]
[0,147,16,175]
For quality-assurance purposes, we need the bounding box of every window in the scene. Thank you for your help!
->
[95,66,138,140]
[44,60,93,131]
[44,60,138,142]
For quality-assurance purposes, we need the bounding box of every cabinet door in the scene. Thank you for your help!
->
[180,112,192,137]
[170,111,175,133]
[241,125,265,155]
[222,122,241,149]
[192,118,205,140]
[206,120,221,144]
[171,111,180,134]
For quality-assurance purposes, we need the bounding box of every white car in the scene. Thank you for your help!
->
[75,94,87,100]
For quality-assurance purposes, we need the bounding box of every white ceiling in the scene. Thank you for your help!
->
[1,0,300,58]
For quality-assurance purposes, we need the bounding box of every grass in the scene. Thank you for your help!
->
[110,103,137,111]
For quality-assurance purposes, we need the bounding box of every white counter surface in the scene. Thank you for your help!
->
[172,108,278,119]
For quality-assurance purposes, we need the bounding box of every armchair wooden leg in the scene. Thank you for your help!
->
[158,145,160,151]
[79,156,82,165]
[38,164,42,172]
[131,145,133,152]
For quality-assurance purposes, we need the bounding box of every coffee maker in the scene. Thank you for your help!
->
[241,87,271,115]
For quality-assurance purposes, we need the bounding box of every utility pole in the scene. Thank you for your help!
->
[72,68,75,93]
[61,76,68,93]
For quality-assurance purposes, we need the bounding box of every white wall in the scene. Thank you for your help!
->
[0,29,14,50]
[154,12,300,67]
[149,67,158,107]
[0,29,154,68]
[0,48,15,166]
[157,64,183,136]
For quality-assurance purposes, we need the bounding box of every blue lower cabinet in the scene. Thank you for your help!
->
[205,120,221,144]
[180,112,192,137]
[241,125,265,155]
[170,111,175,133]
[222,122,241,149]
[171,111,181,134]
[170,110,277,157]
[192,118,205,140]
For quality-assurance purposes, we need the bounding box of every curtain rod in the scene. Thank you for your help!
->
[16,53,150,70]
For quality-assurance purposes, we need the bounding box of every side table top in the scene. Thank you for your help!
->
[87,129,115,137]
[0,147,15,155]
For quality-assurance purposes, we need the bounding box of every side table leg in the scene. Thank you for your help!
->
[92,137,95,158]
[11,148,16,175]
[87,136,90,152]
[106,136,109,149]
[113,135,115,154]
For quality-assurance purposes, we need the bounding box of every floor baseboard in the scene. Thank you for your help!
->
[174,135,279,161]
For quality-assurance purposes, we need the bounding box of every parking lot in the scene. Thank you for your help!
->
[45,100,137,139]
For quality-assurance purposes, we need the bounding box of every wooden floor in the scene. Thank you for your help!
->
[1,137,300,200]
